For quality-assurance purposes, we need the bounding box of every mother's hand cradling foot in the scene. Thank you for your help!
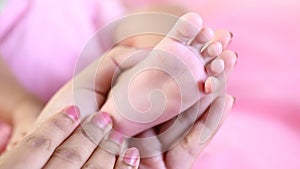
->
[0,106,140,169]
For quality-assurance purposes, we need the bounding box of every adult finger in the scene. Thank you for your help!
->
[34,46,138,128]
[44,111,112,169]
[114,147,140,169]
[164,94,235,169]
[0,106,80,169]
[82,131,124,169]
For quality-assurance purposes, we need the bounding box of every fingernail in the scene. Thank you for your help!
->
[230,32,233,38]
[92,112,112,129]
[123,147,140,166]
[234,52,238,67]
[234,52,239,59]
[108,131,124,145]
[63,106,80,121]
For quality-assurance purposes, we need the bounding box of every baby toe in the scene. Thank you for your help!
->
[167,12,203,44]
[206,58,225,76]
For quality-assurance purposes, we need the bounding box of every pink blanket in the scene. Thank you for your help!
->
[1,0,300,168]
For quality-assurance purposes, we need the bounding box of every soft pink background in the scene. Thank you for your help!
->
[106,1,300,168]
[1,0,300,168]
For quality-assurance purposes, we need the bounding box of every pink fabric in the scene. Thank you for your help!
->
[188,0,300,168]
[1,0,300,168]
[0,0,124,102]
[123,0,300,168]
[0,0,124,152]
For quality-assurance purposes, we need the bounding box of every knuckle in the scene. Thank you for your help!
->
[77,128,97,145]
[54,146,83,164]
[23,134,52,151]
[100,137,122,155]
[50,115,73,134]
[80,124,105,144]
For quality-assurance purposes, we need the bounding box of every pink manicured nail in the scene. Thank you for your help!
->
[108,131,124,145]
[63,105,80,121]
[123,147,140,166]
[92,112,112,129]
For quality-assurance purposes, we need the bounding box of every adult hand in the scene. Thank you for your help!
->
[26,26,236,168]
[129,35,237,168]
[0,106,140,169]
[131,94,234,169]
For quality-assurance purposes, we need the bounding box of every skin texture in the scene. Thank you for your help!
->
[0,3,235,150]
[0,106,141,169]
[34,12,234,136]
[0,8,237,168]
[30,12,236,168]
[0,95,234,169]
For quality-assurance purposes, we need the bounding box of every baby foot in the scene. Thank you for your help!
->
[33,13,237,145]
[100,12,230,136]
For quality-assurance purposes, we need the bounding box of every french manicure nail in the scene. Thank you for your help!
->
[63,105,80,121]
[123,147,140,166]
[92,111,112,129]
[108,131,124,145]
